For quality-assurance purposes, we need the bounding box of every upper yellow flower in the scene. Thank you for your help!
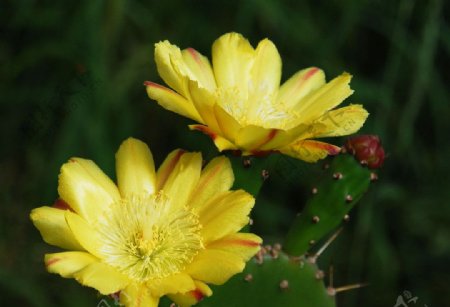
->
[145,32,369,162]
[30,138,261,307]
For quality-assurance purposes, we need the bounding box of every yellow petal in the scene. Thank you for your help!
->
[188,156,234,213]
[285,122,328,141]
[64,211,103,258]
[213,104,242,142]
[157,151,202,210]
[73,262,130,295]
[250,39,281,94]
[156,149,185,190]
[212,32,254,92]
[277,67,325,109]
[116,137,156,197]
[147,273,195,297]
[280,140,341,162]
[199,190,255,244]
[247,39,281,119]
[44,251,98,278]
[120,283,159,307]
[154,40,189,97]
[189,125,238,152]
[30,206,84,250]
[145,81,202,123]
[257,129,297,151]
[291,72,354,124]
[206,233,262,261]
[312,105,369,137]
[168,280,212,307]
[188,80,221,132]
[235,125,275,151]
[236,126,294,152]
[57,157,120,224]
[182,48,217,92]
[186,249,245,285]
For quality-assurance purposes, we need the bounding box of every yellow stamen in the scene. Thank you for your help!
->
[96,193,203,281]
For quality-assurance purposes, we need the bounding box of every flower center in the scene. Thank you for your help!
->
[96,193,203,281]
[216,87,291,129]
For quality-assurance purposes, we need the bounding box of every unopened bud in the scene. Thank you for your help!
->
[344,135,385,169]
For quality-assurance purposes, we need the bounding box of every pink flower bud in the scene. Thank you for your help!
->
[344,135,385,169]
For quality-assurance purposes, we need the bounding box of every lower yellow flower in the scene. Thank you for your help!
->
[30,138,261,307]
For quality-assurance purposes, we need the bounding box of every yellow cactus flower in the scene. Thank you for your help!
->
[30,138,261,307]
[145,32,369,162]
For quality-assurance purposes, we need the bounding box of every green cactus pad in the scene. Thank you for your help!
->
[228,154,275,197]
[194,249,335,307]
[283,154,372,256]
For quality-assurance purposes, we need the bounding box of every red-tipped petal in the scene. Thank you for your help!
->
[280,140,341,162]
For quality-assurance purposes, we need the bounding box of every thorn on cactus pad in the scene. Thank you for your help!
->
[311,228,343,262]
[242,158,251,168]
[307,255,316,264]
[345,194,353,203]
[260,246,267,255]
[244,273,253,282]
[254,250,264,265]
[334,283,369,293]
[315,270,325,280]
[279,280,289,290]
[333,172,343,180]
[343,214,350,222]
[309,240,316,246]
[273,243,282,251]
[370,172,378,181]
[261,169,269,180]
[248,218,254,225]
[323,163,330,170]
[311,187,318,194]
[327,287,337,296]
[312,216,320,223]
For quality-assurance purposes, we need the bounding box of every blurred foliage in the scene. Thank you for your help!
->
[1,0,449,306]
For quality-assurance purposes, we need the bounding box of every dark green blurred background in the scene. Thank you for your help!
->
[1,0,449,306]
